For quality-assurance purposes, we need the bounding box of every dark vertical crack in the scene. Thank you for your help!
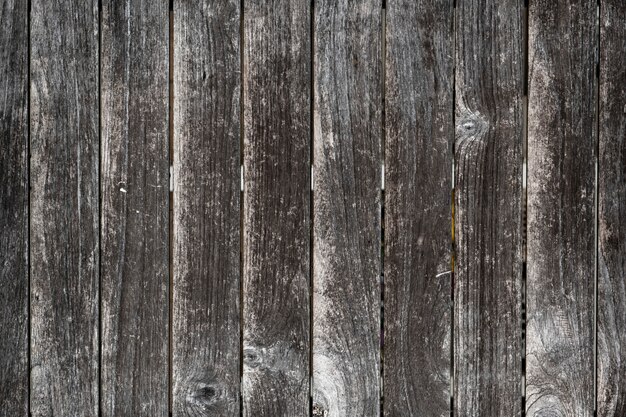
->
[168,1,174,414]
[27,0,32,414]
[522,1,529,416]
[97,0,103,414]
[594,2,601,416]
[239,0,245,415]
[450,1,457,415]
[309,0,315,415]
[239,0,245,416]
[380,3,386,417]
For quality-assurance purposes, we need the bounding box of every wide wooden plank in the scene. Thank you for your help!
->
[453,0,524,415]
[384,0,453,415]
[0,0,28,414]
[172,0,241,415]
[312,1,381,415]
[526,1,597,415]
[100,0,169,415]
[242,0,311,415]
[597,1,626,415]
[30,0,100,415]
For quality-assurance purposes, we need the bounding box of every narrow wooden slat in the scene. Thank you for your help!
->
[384,0,453,415]
[312,1,381,415]
[0,0,28,414]
[100,0,169,415]
[453,0,524,415]
[242,0,310,415]
[597,1,626,415]
[526,1,597,415]
[172,0,241,415]
[30,0,100,415]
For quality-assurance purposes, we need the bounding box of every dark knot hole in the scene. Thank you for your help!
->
[198,386,216,399]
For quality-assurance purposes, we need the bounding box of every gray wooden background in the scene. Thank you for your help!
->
[0,0,624,416]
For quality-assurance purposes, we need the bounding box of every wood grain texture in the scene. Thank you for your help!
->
[30,0,100,415]
[243,0,310,415]
[384,0,453,415]
[526,1,597,415]
[100,0,169,415]
[0,0,28,414]
[312,1,381,415]
[453,1,524,416]
[172,0,241,415]
[597,1,626,415]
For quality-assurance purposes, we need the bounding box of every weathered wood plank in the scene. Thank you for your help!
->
[312,1,381,415]
[526,1,597,415]
[597,1,626,415]
[100,0,169,415]
[384,0,453,415]
[30,0,100,415]
[243,0,311,415]
[172,0,241,415]
[453,1,524,415]
[0,0,28,414]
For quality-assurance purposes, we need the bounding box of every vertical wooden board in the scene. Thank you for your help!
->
[453,0,524,415]
[526,1,597,415]
[172,0,241,415]
[100,0,169,415]
[312,1,381,416]
[243,0,310,415]
[30,0,100,416]
[597,1,626,415]
[384,0,453,415]
[0,0,28,414]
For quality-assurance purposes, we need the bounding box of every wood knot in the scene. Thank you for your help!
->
[462,121,476,131]
[455,112,489,142]
[186,381,220,409]
[243,347,262,368]
[312,403,328,416]
[243,341,304,375]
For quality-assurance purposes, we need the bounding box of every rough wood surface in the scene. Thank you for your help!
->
[243,0,311,415]
[526,1,597,415]
[30,0,100,415]
[312,1,381,415]
[597,1,626,415]
[172,0,241,415]
[100,0,169,415]
[384,1,453,415]
[0,0,28,414]
[453,1,524,416]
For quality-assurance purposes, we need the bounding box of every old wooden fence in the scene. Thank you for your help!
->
[1,0,625,416]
